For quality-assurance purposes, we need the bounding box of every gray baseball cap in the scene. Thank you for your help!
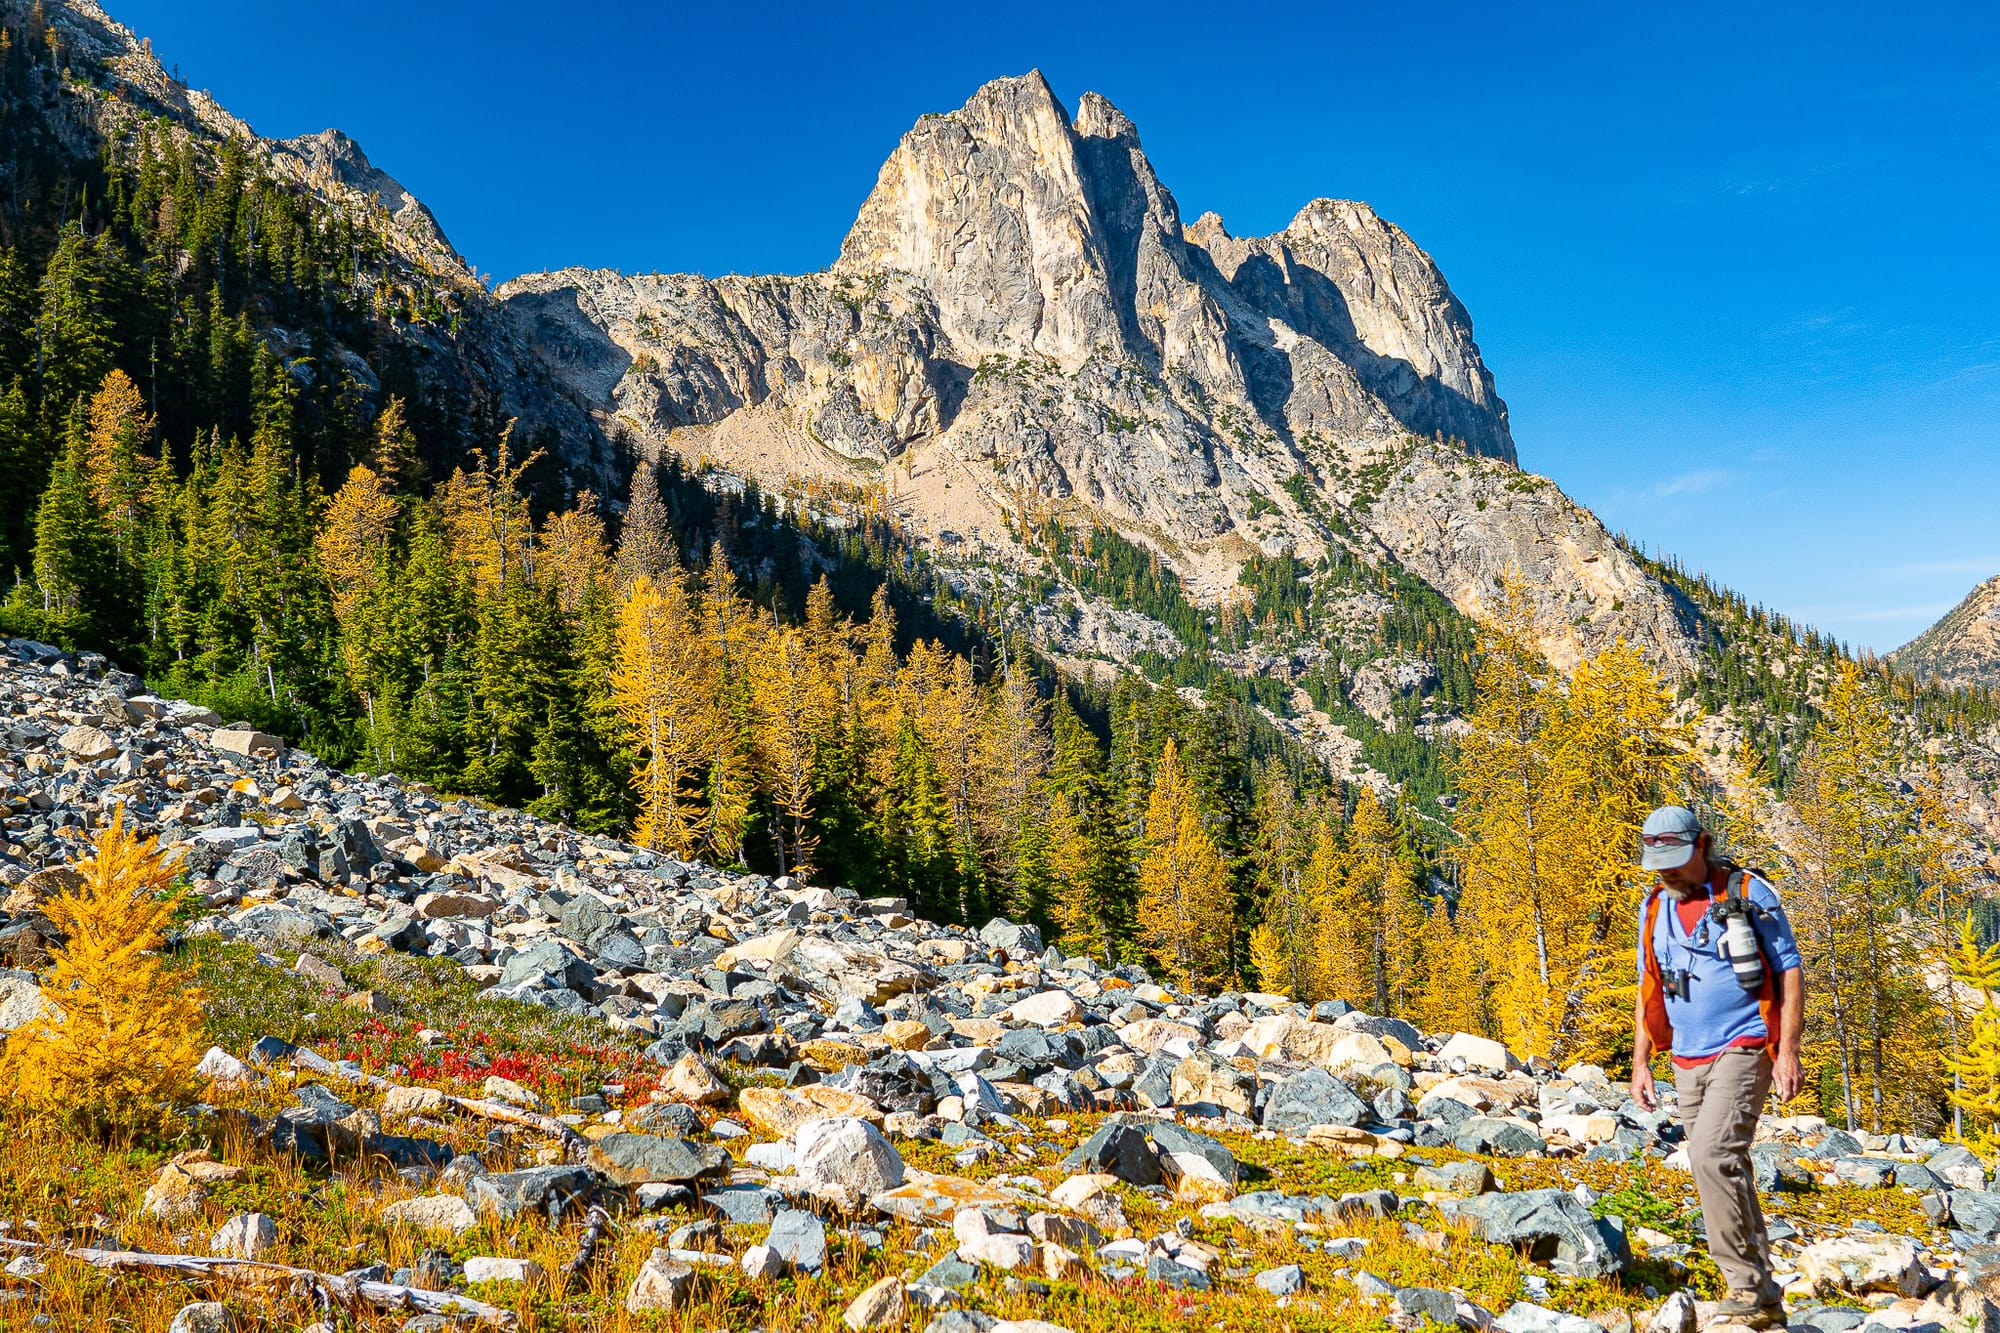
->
[1640,805,1703,871]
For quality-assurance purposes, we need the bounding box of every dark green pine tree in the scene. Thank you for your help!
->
[460,578,573,805]
[0,249,35,383]
[0,380,45,579]
[33,224,118,420]
[30,426,134,651]
[1045,692,1130,952]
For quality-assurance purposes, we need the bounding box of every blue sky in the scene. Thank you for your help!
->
[115,0,2000,655]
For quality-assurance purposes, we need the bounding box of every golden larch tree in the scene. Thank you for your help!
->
[2,812,205,1141]
[1322,787,1424,1018]
[613,574,715,856]
[82,368,158,560]
[1136,738,1233,991]
[437,426,542,598]
[750,622,835,879]
[317,463,400,688]
[1789,662,1943,1131]
[541,489,612,614]
[697,546,757,864]
[1451,575,1692,1063]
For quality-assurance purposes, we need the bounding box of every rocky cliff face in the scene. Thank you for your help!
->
[1895,575,2000,689]
[502,72,1695,677]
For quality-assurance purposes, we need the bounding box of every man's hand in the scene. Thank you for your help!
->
[1630,1063,1658,1113]
[1772,1047,1804,1102]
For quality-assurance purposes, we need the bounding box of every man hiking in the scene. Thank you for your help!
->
[1631,805,1805,1329]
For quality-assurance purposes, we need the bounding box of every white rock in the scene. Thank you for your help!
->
[624,1251,695,1312]
[959,1232,1035,1270]
[1438,1032,1521,1073]
[956,1071,1009,1117]
[193,825,262,848]
[1003,990,1081,1027]
[1647,1290,1698,1333]
[0,975,46,1033]
[382,1194,478,1234]
[383,1085,450,1117]
[1497,1302,1604,1333]
[1320,1031,1395,1076]
[482,1075,547,1110]
[1540,1112,1620,1145]
[740,1244,786,1279]
[58,724,120,760]
[1798,1234,1926,1296]
[746,1141,796,1172]
[211,1212,276,1260]
[953,1206,1019,1247]
[463,1256,543,1284]
[209,726,284,757]
[795,1116,906,1202]
[842,1274,909,1330]
[194,1046,252,1085]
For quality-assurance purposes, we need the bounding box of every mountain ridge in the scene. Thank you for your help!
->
[499,72,1695,681]
[1895,573,2000,690]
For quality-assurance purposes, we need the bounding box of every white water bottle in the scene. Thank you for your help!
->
[1721,910,1764,992]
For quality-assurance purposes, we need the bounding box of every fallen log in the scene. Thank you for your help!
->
[561,1203,615,1291]
[0,1235,516,1329]
[444,1095,587,1154]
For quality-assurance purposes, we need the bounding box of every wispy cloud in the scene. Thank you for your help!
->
[1647,469,1729,499]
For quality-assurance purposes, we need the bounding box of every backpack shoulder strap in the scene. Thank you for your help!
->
[1641,887,1666,975]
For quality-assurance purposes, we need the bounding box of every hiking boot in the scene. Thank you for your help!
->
[1711,1289,1787,1329]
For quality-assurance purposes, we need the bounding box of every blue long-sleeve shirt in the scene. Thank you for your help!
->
[1638,869,1802,1061]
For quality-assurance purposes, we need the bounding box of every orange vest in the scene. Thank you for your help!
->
[1638,870,1781,1057]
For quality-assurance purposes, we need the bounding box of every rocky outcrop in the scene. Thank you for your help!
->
[1894,574,2000,689]
[501,73,1697,676]
[274,128,449,254]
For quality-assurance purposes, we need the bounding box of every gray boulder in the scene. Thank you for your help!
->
[1439,1189,1630,1279]
[1263,1068,1371,1130]
[1061,1120,1160,1185]
[978,918,1043,958]
[1454,1116,1547,1158]
[586,1133,730,1185]
[1929,1144,1989,1191]
[1949,1189,2000,1241]
[766,1208,828,1274]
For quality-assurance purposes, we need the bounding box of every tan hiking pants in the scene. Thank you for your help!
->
[1675,1045,1775,1296]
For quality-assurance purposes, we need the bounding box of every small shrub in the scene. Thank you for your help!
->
[1,812,206,1141]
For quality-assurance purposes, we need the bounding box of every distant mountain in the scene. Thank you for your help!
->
[501,72,1697,692]
[1895,575,2000,689]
